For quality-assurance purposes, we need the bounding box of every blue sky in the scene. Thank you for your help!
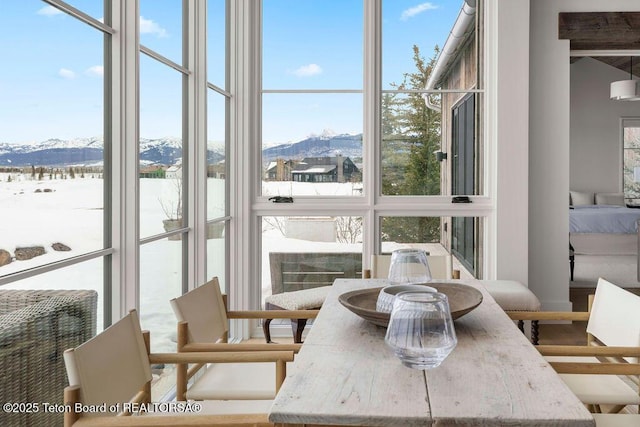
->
[0,0,459,145]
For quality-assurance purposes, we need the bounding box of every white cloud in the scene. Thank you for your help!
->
[140,16,168,38]
[58,68,77,79]
[401,2,438,21]
[85,66,104,77]
[37,6,63,16]
[291,64,323,77]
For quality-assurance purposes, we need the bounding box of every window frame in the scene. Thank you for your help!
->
[238,0,492,340]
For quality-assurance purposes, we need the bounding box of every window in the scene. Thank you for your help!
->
[622,118,640,202]
[254,0,485,340]
[0,0,109,329]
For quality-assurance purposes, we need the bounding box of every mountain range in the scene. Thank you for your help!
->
[0,131,363,168]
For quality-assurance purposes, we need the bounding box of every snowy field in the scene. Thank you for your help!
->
[0,174,368,352]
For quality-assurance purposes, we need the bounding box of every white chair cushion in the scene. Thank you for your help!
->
[559,374,640,405]
[479,280,541,311]
[186,362,275,400]
[593,414,640,427]
[264,286,331,310]
[546,355,640,406]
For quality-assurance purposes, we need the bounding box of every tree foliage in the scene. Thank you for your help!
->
[381,45,442,243]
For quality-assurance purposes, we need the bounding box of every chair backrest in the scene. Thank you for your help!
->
[170,277,228,344]
[587,277,640,360]
[63,310,151,415]
[269,252,363,294]
[370,254,452,280]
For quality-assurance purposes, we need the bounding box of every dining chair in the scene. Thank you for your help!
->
[546,350,640,426]
[170,277,317,401]
[62,309,291,426]
[370,254,453,280]
[510,277,640,414]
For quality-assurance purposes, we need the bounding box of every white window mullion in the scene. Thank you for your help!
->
[363,0,381,266]
[185,0,209,291]
[228,0,261,340]
[110,0,140,322]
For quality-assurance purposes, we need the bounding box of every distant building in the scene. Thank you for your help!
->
[139,165,166,178]
[208,161,225,179]
[165,164,182,179]
[292,155,359,183]
[265,159,295,181]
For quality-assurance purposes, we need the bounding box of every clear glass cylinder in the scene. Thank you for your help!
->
[387,248,432,285]
[385,291,457,369]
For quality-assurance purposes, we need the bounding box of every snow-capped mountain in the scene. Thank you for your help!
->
[0,137,226,167]
[261,132,362,166]
[0,132,362,168]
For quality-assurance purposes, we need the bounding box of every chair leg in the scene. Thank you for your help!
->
[517,320,525,333]
[291,318,307,344]
[531,320,539,345]
[263,318,274,343]
[570,255,575,281]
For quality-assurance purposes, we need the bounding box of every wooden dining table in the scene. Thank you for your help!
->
[268,278,595,427]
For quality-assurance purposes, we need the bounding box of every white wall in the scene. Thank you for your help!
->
[493,0,529,286]
[571,57,639,193]
[529,0,640,310]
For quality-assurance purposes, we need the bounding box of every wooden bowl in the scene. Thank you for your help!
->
[338,283,483,327]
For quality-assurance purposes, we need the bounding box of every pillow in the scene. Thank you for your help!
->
[595,192,624,206]
[570,191,594,206]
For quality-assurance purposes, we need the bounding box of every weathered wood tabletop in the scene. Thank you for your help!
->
[268,278,595,427]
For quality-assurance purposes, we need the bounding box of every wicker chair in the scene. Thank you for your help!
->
[0,289,98,426]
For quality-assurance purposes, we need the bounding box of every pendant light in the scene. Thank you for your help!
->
[610,56,640,101]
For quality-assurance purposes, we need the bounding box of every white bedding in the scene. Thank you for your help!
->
[569,205,640,234]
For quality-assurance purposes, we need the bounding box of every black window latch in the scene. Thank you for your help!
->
[452,196,471,203]
[269,196,293,203]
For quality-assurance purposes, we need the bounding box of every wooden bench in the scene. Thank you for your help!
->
[264,252,363,343]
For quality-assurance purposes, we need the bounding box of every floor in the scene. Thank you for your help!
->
[571,254,640,288]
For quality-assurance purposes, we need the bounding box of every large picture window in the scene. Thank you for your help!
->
[622,118,640,202]
[255,0,485,341]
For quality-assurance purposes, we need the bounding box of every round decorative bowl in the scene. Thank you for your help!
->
[376,284,437,313]
[339,282,484,327]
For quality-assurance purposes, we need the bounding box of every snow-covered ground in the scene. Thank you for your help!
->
[0,174,369,352]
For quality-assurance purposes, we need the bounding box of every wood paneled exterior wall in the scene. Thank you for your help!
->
[436,3,484,276]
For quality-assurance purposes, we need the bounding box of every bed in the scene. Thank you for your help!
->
[569,191,640,281]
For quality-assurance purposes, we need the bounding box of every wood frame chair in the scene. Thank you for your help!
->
[63,309,292,426]
[509,278,640,414]
[170,277,318,401]
[544,348,640,426]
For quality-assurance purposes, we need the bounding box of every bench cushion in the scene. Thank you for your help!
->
[480,280,541,311]
[264,286,331,311]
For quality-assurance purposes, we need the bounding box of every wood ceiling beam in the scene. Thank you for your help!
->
[559,12,640,50]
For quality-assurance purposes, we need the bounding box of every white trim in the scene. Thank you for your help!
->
[140,45,191,75]
[43,0,114,34]
[187,0,209,290]
[110,0,140,321]
[228,0,261,339]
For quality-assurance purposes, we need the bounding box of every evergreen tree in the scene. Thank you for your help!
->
[381,45,442,243]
